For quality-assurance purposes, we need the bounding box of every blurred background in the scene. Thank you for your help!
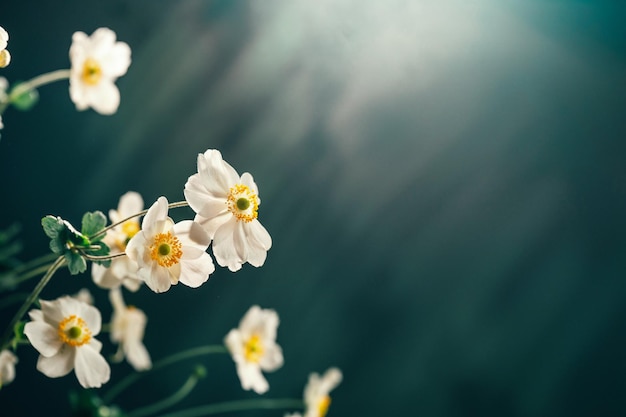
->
[1,0,626,415]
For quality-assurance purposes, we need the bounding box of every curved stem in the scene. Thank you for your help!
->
[89,201,190,241]
[0,256,65,350]
[13,252,58,274]
[103,344,227,403]
[9,69,71,99]
[127,372,201,417]
[78,250,127,262]
[152,398,304,417]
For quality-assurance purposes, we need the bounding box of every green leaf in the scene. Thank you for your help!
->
[87,241,112,268]
[41,216,65,239]
[65,252,86,275]
[81,211,108,242]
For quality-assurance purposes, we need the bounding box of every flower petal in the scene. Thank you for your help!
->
[178,253,215,288]
[236,361,269,394]
[74,346,111,388]
[174,220,211,250]
[37,345,75,378]
[125,341,152,371]
[24,321,63,357]
[142,197,169,235]
[213,218,244,272]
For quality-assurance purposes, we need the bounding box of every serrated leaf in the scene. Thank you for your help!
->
[81,211,108,241]
[65,252,87,275]
[41,216,65,239]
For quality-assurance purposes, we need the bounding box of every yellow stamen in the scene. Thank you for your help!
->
[58,315,91,347]
[149,232,183,267]
[122,221,140,239]
[226,184,259,222]
[81,57,103,85]
[243,334,264,363]
[318,395,331,417]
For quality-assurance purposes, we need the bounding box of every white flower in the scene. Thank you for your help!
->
[74,288,94,305]
[184,149,272,272]
[302,368,342,417]
[0,26,10,68]
[224,305,283,394]
[126,196,215,293]
[0,350,17,387]
[92,191,143,291]
[23,296,110,388]
[109,287,151,371]
[69,27,131,115]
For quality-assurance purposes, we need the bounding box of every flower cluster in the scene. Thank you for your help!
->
[0,24,342,417]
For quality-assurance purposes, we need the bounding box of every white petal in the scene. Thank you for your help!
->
[37,345,75,378]
[259,343,283,372]
[117,191,144,217]
[125,232,147,264]
[213,218,244,272]
[178,253,215,288]
[24,321,63,357]
[76,302,102,336]
[100,41,131,77]
[198,149,240,196]
[125,341,152,371]
[174,220,211,250]
[143,264,172,293]
[74,346,111,388]
[224,329,244,358]
[142,197,169,235]
[236,362,269,394]
[194,212,232,240]
[240,172,259,195]
[87,80,121,115]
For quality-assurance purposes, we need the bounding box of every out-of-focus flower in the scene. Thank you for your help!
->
[184,149,272,272]
[69,27,131,115]
[109,287,151,371]
[126,196,214,293]
[74,288,94,305]
[302,368,342,417]
[224,305,283,394]
[0,26,10,68]
[0,349,17,387]
[23,296,110,388]
[92,191,143,291]
[0,76,8,129]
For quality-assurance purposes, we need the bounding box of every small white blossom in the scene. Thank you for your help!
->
[69,27,131,114]
[0,349,17,387]
[109,287,151,371]
[23,295,110,388]
[302,368,342,417]
[184,149,272,272]
[126,196,215,293]
[224,305,283,394]
[92,191,143,291]
[0,26,10,68]
[74,288,94,305]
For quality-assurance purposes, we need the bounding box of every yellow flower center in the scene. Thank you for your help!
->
[150,232,183,267]
[81,57,103,85]
[317,395,331,417]
[0,50,10,68]
[115,221,141,251]
[226,184,258,222]
[57,315,92,347]
[243,334,264,363]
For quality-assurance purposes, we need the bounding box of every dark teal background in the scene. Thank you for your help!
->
[1,1,626,416]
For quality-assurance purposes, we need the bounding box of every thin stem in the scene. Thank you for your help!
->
[12,252,58,274]
[89,201,190,241]
[78,250,127,262]
[153,398,304,417]
[103,344,227,403]
[0,256,65,350]
[11,262,58,286]
[9,69,71,99]
[127,372,201,417]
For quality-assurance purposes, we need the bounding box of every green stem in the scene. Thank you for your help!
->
[152,398,304,417]
[89,201,190,241]
[0,256,65,350]
[78,250,127,262]
[103,344,227,403]
[10,262,58,286]
[127,372,201,417]
[12,252,58,274]
[0,69,71,114]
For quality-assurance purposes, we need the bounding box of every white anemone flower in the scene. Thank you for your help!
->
[126,196,215,293]
[184,149,272,272]
[109,287,151,371]
[92,191,143,291]
[302,368,343,417]
[224,305,283,394]
[23,296,110,388]
[0,26,10,68]
[0,349,17,387]
[69,27,131,115]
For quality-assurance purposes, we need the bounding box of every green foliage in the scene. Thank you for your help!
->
[69,389,127,417]
[9,83,39,111]
[40,213,111,275]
